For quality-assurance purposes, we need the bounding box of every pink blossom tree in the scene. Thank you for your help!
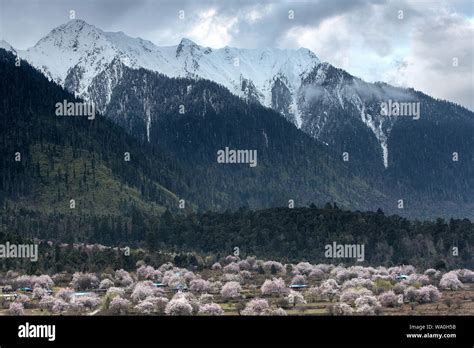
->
[189,278,211,292]
[9,302,24,315]
[131,281,155,303]
[220,281,242,300]
[378,291,402,307]
[165,297,193,316]
[52,298,70,313]
[33,275,54,289]
[39,296,55,311]
[456,269,474,283]
[199,293,214,304]
[99,279,114,290]
[417,285,441,303]
[340,288,373,305]
[145,296,169,314]
[223,262,240,274]
[392,283,406,295]
[304,286,320,303]
[137,265,156,280]
[198,303,224,316]
[404,286,419,302]
[224,255,239,264]
[172,292,200,314]
[210,281,222,292]
[71,294,101,310]
[319,279,340,301]
[71,272,99,291]
[32,287,47,300]
[355,304,377,315]
[14,275,53,289]
[354,295,381,315]
[241,298,270,315]
[260,277,288,296]
[109,297,131,315]
[308,268,325,280]
[114,269,134,287]
[239,271,252,280]
[106,287,125,298]
[262,261,285,274]
[294,262,314,275]
[134,300,155,314]
[332,267,358,284]
[440,272,463,291]
[237,260,251,270]
[328,303,353,315]
[342,278,375,291]
[211,262,222,270]
[56,288,74,302]
[269,307,287,316]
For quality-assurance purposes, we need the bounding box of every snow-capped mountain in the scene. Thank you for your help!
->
[6,19,473,171]
[297,63,417,168]
[13,19,319,127]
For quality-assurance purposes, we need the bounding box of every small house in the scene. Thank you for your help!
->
[18,287,33,292]
[173,284,188,292]
[395,274,409,282]
[289,284,308,290]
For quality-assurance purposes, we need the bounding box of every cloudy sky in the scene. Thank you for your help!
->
[1,0,473,110]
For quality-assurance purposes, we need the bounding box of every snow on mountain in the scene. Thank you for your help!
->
[297,63,418,168]
[9,19,424,167]
[17,20,172,97]
[15,19,319,128]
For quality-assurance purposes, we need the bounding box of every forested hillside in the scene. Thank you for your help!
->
[153,205,473,270]
[2,204,472,271]
[0,49,190,216]
[105,65,387,212]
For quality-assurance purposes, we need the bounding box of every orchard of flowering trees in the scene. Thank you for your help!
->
[0,255,472,316]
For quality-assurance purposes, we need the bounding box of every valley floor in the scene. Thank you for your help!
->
[1,257,472,316]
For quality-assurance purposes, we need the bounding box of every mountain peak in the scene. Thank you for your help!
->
[34,18,104,50]
[297,47,319,60]
[53,18,99,35]
[179,38,198,46]
[0,40,15,53]
[176,38,202,57]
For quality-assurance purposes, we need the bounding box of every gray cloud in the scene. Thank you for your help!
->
[0,0,472,109]
[384,7,474,110]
